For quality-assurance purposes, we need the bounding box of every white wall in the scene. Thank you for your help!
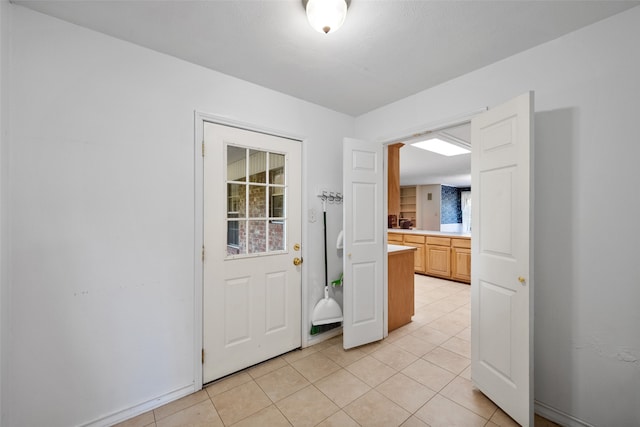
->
[440,223,462,233]
[5,5,352,426]
[356,7,640,426]
[418,184,441,231]
[0,1,9,425]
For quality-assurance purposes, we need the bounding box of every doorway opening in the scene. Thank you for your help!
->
[385,118,474,337]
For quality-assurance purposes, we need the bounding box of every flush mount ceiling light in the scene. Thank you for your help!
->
[306,0,348,34]
[412,138,471,156]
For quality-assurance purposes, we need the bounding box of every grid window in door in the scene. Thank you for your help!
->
[226,145,286,256]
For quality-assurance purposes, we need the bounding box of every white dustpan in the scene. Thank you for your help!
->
[311,286,343,326]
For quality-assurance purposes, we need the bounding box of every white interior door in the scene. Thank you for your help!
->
[203,122,302,383]
[342,137,385,349]
[471,92,534,426]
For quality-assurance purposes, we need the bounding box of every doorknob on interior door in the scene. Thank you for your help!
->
[518,276,526,284]
[293,257,303,266]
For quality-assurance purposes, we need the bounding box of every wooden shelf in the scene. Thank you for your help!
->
[400,186,417,227]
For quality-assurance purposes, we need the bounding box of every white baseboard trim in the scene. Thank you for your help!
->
[81,384,197,427]
[535,400,595,427]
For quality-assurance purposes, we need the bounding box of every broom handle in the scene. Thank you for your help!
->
[323,208,328,290]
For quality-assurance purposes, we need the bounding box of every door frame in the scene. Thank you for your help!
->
[378,108,487,205]
[375,108,488,147]
[377,108,486,336]
[193,111,306,388]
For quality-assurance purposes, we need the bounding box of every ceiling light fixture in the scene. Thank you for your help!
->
[306,0,348,34]
[411,138,471,156]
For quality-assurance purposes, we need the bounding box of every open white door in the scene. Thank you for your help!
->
[342,137,385,349]
[471,92,534,426]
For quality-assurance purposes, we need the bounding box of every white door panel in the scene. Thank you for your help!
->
[265,271,288,333]
[223,276,251,346]
[351,262,376,324]
[480,168,516,256]
[343,138,384,349]
[203,123,301,383]
[471,92,533,426]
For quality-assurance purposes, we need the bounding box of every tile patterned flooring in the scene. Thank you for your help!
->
[116,275,557,427]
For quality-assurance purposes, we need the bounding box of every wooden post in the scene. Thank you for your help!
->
[387,143,404,227]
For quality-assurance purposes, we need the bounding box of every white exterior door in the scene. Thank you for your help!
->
[342,137,385,349]
[202,122,302,383]
[471,92,534,426]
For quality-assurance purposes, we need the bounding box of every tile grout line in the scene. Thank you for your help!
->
[152,276,473,427]
[206,390,225,426]
[250,366,296,426]
[153,390,209,423]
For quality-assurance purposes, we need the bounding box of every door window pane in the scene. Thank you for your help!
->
[268,186,285,252]
[227,183,246,218]
[248,185,267,218]
[227,146,246,182]
[269,153,285,185]
[269,187,284,218]
[269,221,285,252]
[249,149,266,183]
[227,220,246,256]
[248,220,267,254]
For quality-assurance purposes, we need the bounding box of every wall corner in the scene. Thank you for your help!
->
[0,0,12,425]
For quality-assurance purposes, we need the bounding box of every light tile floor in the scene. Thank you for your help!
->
[116,275,559,427]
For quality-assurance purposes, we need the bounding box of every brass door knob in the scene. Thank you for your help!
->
[293,257,303,266]
[518,276,526,284]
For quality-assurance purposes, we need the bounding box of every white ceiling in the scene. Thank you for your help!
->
[14,0,639,187]
[400,122,472,187]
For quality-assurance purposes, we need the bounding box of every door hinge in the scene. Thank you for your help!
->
[201,349,204,364]
[202,141,205,157]
[202,246,205,262]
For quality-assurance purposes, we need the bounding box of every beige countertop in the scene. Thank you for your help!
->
[387,244,418,254]
[388,229,471,238]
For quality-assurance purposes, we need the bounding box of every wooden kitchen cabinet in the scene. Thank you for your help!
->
[404,243,426,273]
[426,236,451,278]
[403,234,426,273]
[388,246,416,332]
[388,233,425,273]
[426,243,451,278]
[388,232,470,283]
[403,242,425,273]
[387,233,404,244]
[451,247,471,282]
[451,238,471,283]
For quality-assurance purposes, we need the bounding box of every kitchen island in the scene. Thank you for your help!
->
[388,244,417,332]
[388,229,471,283]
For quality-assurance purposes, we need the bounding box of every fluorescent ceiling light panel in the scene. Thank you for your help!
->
[411,138,470,156]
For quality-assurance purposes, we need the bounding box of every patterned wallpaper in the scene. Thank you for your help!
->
[441,186,471,224]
